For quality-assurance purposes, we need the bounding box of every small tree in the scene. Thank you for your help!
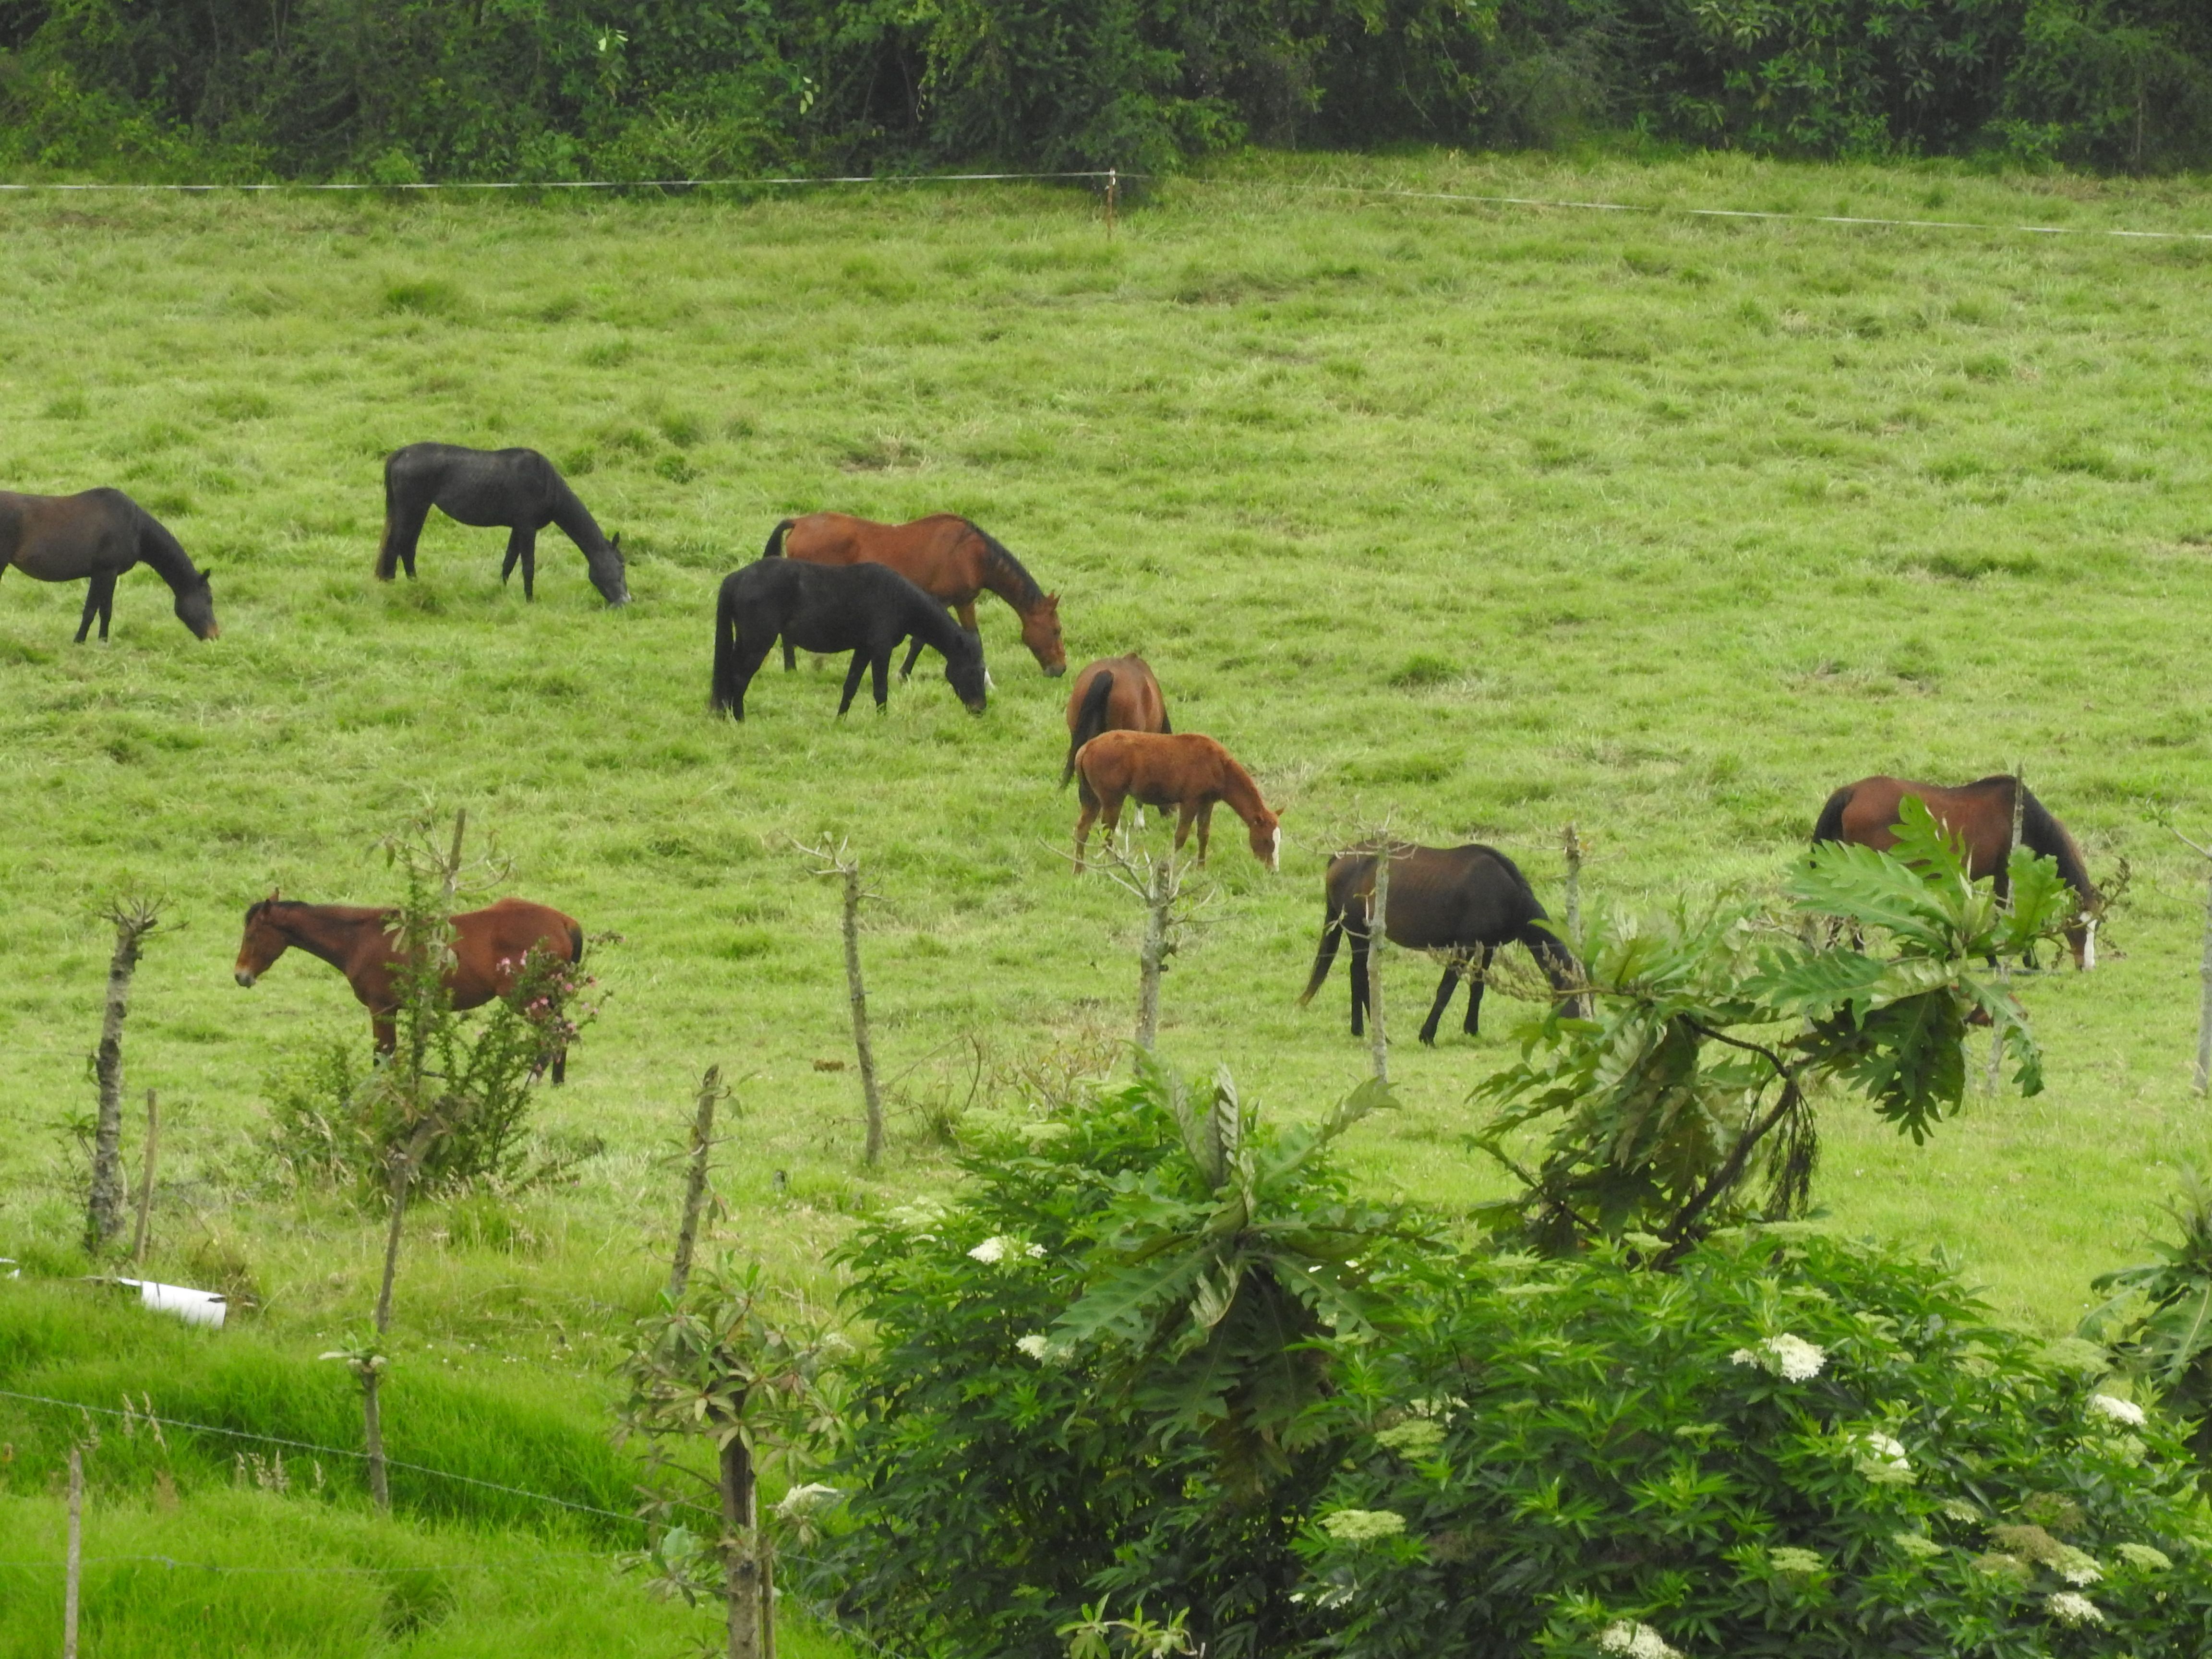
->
[617,1261,842,1659]
[1475,799,2075,1259]
[86,897,162,1253]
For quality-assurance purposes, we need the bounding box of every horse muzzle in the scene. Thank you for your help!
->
[1045,663,1067,678]
[234,969,257,988]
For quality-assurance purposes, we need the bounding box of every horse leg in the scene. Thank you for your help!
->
[870,648,891,710]
[726,636,775,721]
[1074,798,1101,873]
[783,637,797,672]
[502,525,538,600]
[1195,802,1216,866]
[1465,945,1492,1037]
[75,573,115,644]
[899,629,930,681]
[1349,917,1369,1038]
[836,651,870,716]
[1420,958,1464,1046]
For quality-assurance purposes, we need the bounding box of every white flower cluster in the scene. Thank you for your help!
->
[1598,1620,1683,1659]
[1890,1532,1944,1561]
[1729,1333,1827,1382]
[1373,1420,1446,1460]
[2115,1541,2172,1572]
[774,1482,842,1519]
[1851,1431,1914,1486]
[2051,1545,2102,1586]
[2088,1392,2146,1428]
[2046,1591,2105,1628]
[967,1235,1046,1264]
[1014,1333,1070,1364]
[1768,1547,1824,1575]
[1319,1508,1407,1544]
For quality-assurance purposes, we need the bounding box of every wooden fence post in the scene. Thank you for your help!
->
[62,1443,82,1659]
[89,899,162,1252]
[670,1066,725,1300]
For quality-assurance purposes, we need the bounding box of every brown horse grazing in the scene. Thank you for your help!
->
[766,512,1064,676]
[1072,731,1280,873]
[1812,773,2099,968]
[0,489,219,642]
[1061,655,1171,786]
[1299,843,1581,1043]
[233,894,586,1079]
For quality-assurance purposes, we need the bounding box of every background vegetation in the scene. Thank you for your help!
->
[1,0,2211,180]
[1,149,2211,1648]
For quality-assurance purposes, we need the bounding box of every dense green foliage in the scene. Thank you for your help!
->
[1,0,2208,178]
[1307,1229,2212,1657]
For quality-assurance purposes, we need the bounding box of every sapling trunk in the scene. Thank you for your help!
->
[838,866,884,1166]
[130,1090,159,1268]
[1562,822,1583,946]
[721,1434,761,1659]
[1136,856,1171,1049]
[1367,847,1391,1085]
[88,901,161,1251]
[671,1067,722,1299]
[1987,768,2027,1093]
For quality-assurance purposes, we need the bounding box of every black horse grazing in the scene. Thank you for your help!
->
[376,444,627,605]
[0,488,219,642]
[1299,842,1581,1043]
[710,558,988,720]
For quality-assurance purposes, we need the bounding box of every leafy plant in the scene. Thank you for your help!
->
[1474,800,2074,1256]
[2082,1170,2212,1474]
[1302,1227,2212,1657]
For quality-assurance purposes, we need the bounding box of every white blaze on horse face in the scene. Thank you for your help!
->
[1269,824,1282,871]
[2082,916,2097,971]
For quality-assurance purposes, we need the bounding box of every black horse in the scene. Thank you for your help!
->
[376,444,627,605]
[710,558,988,721]
[0,488,219,642]
[1299,842,1581,1043]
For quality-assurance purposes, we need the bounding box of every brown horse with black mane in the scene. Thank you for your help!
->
[766,512,1064,676]
[1812,773,2100,968]
[1061,654,1170,786]
[0,488,219,642]
[233,894,586,1078]
[1071,731,1280,873]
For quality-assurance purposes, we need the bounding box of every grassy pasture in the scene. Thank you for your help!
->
[0,147,2211,1646]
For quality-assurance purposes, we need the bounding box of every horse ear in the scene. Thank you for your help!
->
[611,534,622,552]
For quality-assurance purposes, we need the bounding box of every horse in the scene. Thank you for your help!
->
[376,444,628,605]
[1811,774,2099,968]
[710,557,987,721]
[0,489,218,642]
[765,513,1064,677]
[232,894,586,1080]
[1298,843,1581,1043]
[1061,655,1171,787]
[1071,731,1279,872]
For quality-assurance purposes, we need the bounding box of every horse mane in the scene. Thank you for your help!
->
[545,470,614,556]
[963,522,1044,607]
[2016,785,2096,899]
[130,503,206,594]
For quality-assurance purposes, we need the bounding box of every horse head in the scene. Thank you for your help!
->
[234,890,287,986]
[1022,592,1066,676]
[1248,806,1283,873]
[589,533,629,607]
[945,628,989,714]
[176,568,220,640]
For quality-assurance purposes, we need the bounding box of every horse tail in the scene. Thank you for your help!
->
[709,575,741,715]
[1159,707,1172,735]
[375,451,404,580]
[566,921,585,967]
[763,519,794,559]
[1811,784,1854,847]
[2017,785,2094,899]
[1062,671,1115,787]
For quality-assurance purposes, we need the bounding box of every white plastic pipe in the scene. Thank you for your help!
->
[118,1278,227,1328]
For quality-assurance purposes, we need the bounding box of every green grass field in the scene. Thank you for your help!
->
[2,147,2212,1650]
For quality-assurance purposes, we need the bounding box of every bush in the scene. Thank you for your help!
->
[1302,1228,2212,1657]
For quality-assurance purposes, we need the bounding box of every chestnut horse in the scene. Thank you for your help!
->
[1299,843,1580,1043]
[766,512,1064,676]
[0,488,219,642]
[1811,773,2099,968]
[233,895,586,1079]
[1072,732,1280,872]
[1061,655,1170,786]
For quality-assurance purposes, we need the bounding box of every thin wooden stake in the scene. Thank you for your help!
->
[130,1090,159,1268]
[62,1444,82,1659]
[1562,822,1584,946]
[721,1435,761,1659]
[1104,168,1118,238]
[840,866,885,1166]
[1987,765,2027,1094]
[1367,846,1392,1086]
[1136,855,1171,1050]
[670,1067,723,1300]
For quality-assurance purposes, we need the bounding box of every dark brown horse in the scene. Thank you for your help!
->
[1300,843,1581,1043]
[1811,773,2099,968]
[377,444,627,605]
[233,894,586,1078]
[711,557,987,720]
[1072,731,1279,872]
[767,512,1063,676]
[1061,655,1170,786]
[0,489,219,642]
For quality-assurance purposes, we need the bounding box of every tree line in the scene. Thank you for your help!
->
[0,0,2207,182]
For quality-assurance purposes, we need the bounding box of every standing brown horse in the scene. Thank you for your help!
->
[1061,655,1170,785]
[767,513,1064,676]
[1072,732,1280,872]
[233,894,587,1078]
[1811,774,2099,968]
[0,488,219,642]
